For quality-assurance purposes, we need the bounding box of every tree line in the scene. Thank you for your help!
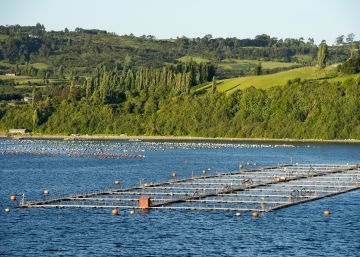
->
[0,24,357,74]
[71,61,216,105]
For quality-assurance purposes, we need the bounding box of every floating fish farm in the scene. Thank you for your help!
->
[19,163,360,213]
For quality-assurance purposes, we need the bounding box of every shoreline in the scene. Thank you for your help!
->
[0,133,359,144]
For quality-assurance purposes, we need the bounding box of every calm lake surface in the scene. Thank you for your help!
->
[0,139,359,256]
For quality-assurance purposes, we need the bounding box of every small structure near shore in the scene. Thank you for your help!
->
[8,128,29,135]
[23,97,33,102]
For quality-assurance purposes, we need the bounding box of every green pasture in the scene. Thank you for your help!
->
[195,66,342,94]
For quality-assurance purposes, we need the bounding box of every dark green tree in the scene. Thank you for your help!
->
[32,108,39,131]
[339,44,360,74]
[185,72,192,94]
[86,78,93,99]
[317,41,328,68]
[32,87,36,107]
[68,82,77,102]
[335,35,344,45]
[255,62,262,75]
[346,33,355,44]
[212,76,217,94]
[57,65,65,79]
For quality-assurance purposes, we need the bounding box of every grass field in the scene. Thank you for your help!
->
[177,56,300,71]
[194,66,346,94]
[0,34,9,41]
[327,73,360,83]
[218,58,299,71]
[14,85,49,89]
[0,61,14,67]
[30,63,49,69]
[0,75,64,86]
[177,56,210,63]
[0,75,34,81]
[0,61,49,70]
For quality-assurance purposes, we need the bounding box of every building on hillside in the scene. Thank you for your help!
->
[23,97,33,102]
[5,73,16,76]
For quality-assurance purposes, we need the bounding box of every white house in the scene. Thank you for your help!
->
[9,129,29,134]
[23,97,33,102]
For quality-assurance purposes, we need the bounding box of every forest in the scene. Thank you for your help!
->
[0,24,359,139]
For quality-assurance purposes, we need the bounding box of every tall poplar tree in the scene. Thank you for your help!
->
[212,76,217,94]
[317,41,328,68]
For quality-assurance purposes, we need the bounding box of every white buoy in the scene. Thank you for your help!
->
[129,210,135,214]
[235,212,241,217]
[4,208,10,213]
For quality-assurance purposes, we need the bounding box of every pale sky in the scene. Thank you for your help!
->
[0,0,359,44]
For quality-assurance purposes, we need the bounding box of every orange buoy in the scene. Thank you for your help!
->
[323,210,331,215]
[10,195,16,201]
[172,172,177,177]
[43,189,49,195]
[252,212,259,217]
[112,208,119,215]
[114,180,120,185]
[239,164,243,169]
[139,197,151,209]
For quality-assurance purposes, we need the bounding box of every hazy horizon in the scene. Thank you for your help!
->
[0,0,359,44]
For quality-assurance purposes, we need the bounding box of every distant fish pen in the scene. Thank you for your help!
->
[19,163,360,213]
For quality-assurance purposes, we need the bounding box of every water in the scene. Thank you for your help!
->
[0,139,359,256]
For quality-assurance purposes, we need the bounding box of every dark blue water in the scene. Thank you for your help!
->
[1,139,360,256]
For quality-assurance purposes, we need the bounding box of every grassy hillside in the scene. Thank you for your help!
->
[177,56,302,79]
[177,56,300,70]
[0,34,9,41]
[218,58,299,71]
[0,75,64,86]
[177,56,210,63]
[0,61,48,70]
[195,66,345,94]
[328,73,360,83]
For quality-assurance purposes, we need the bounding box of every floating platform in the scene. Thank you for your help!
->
[20,164,360,213]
